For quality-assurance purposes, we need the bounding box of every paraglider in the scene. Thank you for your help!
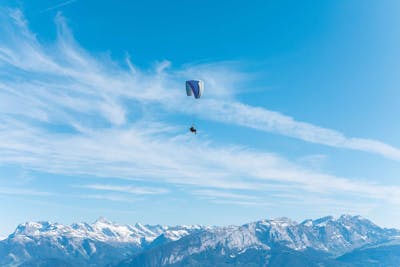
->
[186,80,203,134]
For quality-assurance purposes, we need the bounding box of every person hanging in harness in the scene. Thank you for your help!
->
[189,125,197,134]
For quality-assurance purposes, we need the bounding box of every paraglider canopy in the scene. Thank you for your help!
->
[186,80,204,99]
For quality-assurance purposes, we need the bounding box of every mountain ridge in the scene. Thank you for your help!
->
[1,215,398,267]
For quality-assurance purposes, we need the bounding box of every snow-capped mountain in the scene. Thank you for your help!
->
[0,218,206,267]
[246,215,394,255]
[0,215,398,267]
[117,215,400,267]
[10,217,203,244]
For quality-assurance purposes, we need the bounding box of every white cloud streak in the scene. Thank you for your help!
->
[80,184,169,195]
[0,8,399,210]
[80,193,140,203]
[2,9,399,163]
[0,187,53,197]
[41,0,78,13]
[192,189,258,201]
[183,100,400,161]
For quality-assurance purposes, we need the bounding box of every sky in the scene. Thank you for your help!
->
[1,0,400,237]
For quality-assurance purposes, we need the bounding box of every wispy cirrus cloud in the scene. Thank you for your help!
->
[195,101,400,161]
[192,189,258,201]
[40,0,78,13]
[80,184,169,195]
[192,189,266,207]
[0,186,53,197]
[80,193,140,203]
[0,8,399,211]
[1,9,399,163]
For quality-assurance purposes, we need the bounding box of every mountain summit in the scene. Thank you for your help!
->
[0,215,399,267]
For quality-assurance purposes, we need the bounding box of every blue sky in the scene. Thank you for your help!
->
[1,0,400,236]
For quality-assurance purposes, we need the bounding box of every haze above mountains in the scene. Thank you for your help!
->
[1,215,400,267]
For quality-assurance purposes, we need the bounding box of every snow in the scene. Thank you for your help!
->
[302,220,313,227]
[164,230,189,241]
[89,242,97,254]
[7,218,206,247]
[3,215,398,267]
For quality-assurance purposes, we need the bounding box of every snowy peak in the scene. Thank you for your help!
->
[2,218,207,267]
[115,215,400,267]
[215,215,397,256]
[299,215,376,228]
[2,215,399,267]
[313,215,334,226]
[271,216,296,224]
[94,216,113,224]
[9,218,206,245]
[11,221,66,237]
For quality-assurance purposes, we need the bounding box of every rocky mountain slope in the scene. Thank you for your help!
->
[0,215,398,267]
[117,215,399,267]
[0,217,205,266]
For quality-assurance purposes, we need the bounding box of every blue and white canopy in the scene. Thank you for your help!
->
[185,80,204,99]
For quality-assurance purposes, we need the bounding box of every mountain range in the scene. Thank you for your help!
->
[1,215,399,266]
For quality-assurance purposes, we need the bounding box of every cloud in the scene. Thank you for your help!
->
[40,0,78,13]
[0,187,53,197]
[80,184,169,195]
[187,100,400,162]
[192,189,270,207]
[2,8,400,164]
[211,199,270,207]
[80,194,140,203]
[192,189,258,201]
[0,8,399,211]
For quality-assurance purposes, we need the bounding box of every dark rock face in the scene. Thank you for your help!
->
[337,243,400,267]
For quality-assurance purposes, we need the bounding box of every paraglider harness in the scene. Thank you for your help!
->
[189,126,197,134]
